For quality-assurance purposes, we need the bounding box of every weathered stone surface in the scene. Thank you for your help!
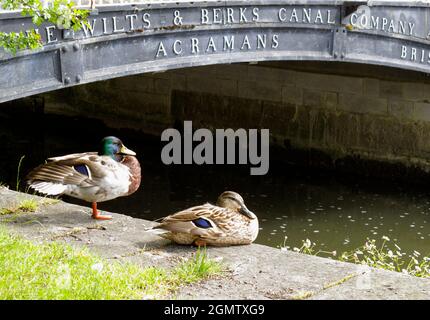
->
[303,89,322,109]
[379,81,403,100]
[238,81,282,102]
[363,78,380,97]
[403,82,425,101]
[295,72,363,95]
[322,92,338,110]
[414,102,430,122]
[388,99,414,119]
[338,93,387,115]
[187,76,238,97]
[1,187,429,300]
[246,66,296,85]
[282,85,303,106]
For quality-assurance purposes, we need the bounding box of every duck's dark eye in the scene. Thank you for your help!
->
[193,218,212,229]
[225,196,241,205]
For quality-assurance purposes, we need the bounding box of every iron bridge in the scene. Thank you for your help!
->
[1,0,430,102]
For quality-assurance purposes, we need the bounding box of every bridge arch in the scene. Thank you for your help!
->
[1,1,430,102]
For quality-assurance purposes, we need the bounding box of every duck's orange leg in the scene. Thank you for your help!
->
[91,202,112,220]
[194,239,207,247]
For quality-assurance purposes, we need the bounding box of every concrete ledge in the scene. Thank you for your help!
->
[1,187,429,300]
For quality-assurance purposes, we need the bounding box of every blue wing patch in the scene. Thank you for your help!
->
[73,164,89,177]
[193,218,212,229]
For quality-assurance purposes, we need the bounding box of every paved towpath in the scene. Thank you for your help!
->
[1,187,429,299]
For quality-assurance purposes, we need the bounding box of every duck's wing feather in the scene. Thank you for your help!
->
[27,153,120,194]
[47,152,97,162]
[155,204,230,239]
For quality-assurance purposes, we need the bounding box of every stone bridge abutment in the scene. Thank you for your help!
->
[3,1,430,177]
[23,60,430,178]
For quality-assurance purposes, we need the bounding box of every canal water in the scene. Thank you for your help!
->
[0,110,429,255]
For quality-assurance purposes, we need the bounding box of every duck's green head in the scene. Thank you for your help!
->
[99,136,136,161]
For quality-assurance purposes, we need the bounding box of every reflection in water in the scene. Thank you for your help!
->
[0,111,429,254]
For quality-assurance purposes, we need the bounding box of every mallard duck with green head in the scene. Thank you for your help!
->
[150,191,259,246]
[26,136,141,220]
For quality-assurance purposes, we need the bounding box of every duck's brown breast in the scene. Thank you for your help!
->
[122,156,141,195]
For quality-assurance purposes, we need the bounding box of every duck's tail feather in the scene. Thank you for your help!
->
[28,181,67,195]
[144,224,169,235]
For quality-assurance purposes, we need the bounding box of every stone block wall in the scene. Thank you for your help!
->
[39,61,430,175]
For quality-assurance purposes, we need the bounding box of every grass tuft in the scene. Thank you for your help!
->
[0,198,39,215]
[172,247,224,284]
[0,197,60,216]
[0,228,222,299]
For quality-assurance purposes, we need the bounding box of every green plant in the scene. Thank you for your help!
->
[0,0,89,54]
[0,198,39,215]
[338,236,430,278]
[0,196,59,216]
[0,228,223,299]
[15,155,25,191]
[173,247,224,284]
[283,236,430,278]
[0,30,41,55]
[283,237,337,257]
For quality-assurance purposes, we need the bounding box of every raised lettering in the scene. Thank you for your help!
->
[240,7,248,23]
[173,40,182,55]
[401,45,408,59]
[241,35,251,50]
[191,38,199,54]
[45,25,57,44]
[143,13,151,28]
[82,19,96,37]
[303,8,311,23]
[272,34,279,49]
[223,35,234,50]
[315,10,323,24]
[156,41,167,58]
[201,9,209,24]
[252,8,259,22]
[278,8,287,22]
[206,37,217,52]
[112,16,125,33]
[257,34,266,49]
[126,14,137,31]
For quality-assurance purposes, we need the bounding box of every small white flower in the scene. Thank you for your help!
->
[55,264,71,289]
[91,262,104,273]
[387,250,394,258]
[382,236,390,241]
